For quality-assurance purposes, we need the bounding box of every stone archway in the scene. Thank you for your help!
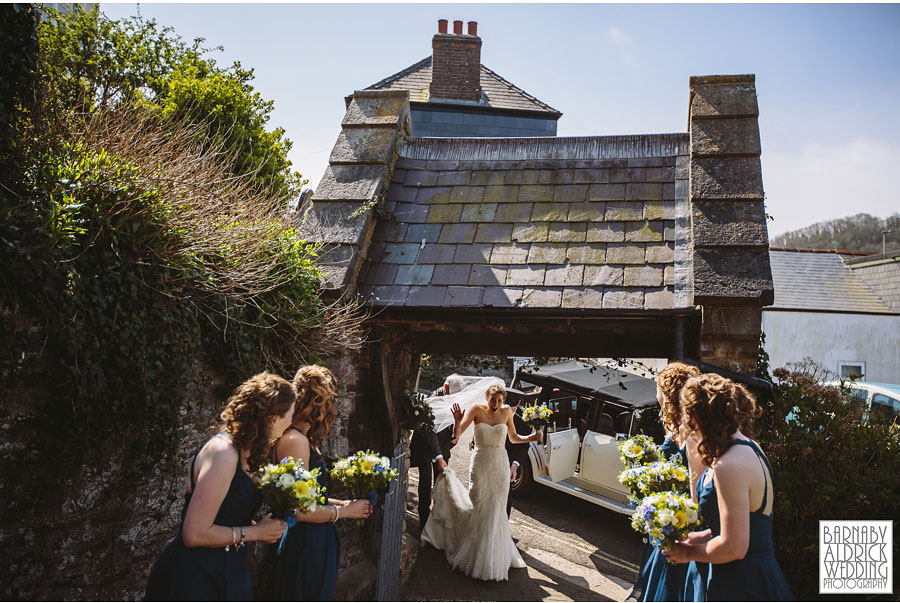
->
[308,75,773,598]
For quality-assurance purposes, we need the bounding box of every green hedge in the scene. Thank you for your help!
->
[756,349,900,600]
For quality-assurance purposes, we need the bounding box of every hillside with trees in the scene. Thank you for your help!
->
[771,213,900,252]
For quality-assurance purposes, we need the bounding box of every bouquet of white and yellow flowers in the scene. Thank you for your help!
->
[631,492,702,563]
[330,450,399,524]
[618,434,664,467]
[521,403,553,429]
[256,456,325,526]
[617,457,690,503]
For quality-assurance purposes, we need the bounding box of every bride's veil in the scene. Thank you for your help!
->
[429,376,506,433]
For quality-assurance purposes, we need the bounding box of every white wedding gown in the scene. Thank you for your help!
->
[421,422,526,581]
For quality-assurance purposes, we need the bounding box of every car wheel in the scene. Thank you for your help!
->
[510,450,535,497]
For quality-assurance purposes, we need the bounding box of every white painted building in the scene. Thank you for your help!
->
[762,249,900,383]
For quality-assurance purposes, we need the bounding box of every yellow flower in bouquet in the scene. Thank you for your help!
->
[256,456,325,525]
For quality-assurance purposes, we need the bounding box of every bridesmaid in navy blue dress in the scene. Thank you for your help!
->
[629,362,700,602]
[270,365,373,601]
[146,373,296,601]
[665,375,793,601]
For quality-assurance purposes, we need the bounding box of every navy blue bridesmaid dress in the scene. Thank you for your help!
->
[684,439,793,601]
[146,449,263,601]
[630,438,692,601]
[270,431,340,601]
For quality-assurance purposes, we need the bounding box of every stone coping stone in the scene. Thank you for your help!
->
[690,157,763,200]
[692,247,774,305]
[690,81,759,118]
[342,90,410,127]
[691,200,768,248]
[298,202,375,247]
[312,165,388,202]
[329,128,399,165]
[691,118,761,157]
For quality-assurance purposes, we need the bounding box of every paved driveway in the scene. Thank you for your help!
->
[401,426,644,601]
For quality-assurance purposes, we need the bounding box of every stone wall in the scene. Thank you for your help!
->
[849,257,900,311]
[0,299,393,601]
[0,303,228,600]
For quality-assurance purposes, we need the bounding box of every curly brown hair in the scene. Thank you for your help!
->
[656,362,701,435]
[292,365,338,450]
[219,373,296,472]
[679,374,762,467]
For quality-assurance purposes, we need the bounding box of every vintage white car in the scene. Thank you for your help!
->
[508,360,663,516]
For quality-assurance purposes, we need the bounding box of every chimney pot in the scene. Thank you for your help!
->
[453,20,463,35]
[467,21,477,36]
[438,19,448,34]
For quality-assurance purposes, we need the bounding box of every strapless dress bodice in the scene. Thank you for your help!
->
[474,422,507,449]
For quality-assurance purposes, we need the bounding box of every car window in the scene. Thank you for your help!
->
[871,394,900,422]
[849,387,869,404]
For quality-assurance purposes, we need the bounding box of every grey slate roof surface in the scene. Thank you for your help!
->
[768,250,895,314]
[362,57,561,116]
[357,135,691,311]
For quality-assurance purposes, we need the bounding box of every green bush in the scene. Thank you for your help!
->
[756,356,900,599]
[1,5,365,457]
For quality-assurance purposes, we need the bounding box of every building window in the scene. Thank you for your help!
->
[838,361,866,380]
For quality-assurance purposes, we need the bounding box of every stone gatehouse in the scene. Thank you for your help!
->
[303,22,773,597]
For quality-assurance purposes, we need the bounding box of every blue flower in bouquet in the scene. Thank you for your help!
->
[256,456,325,526]
[331,450,398,525]
[617,455,690,502]
[618,435,664,467]
[629,491,702,564]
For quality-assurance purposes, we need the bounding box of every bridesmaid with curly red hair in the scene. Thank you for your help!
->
[146,373,296,601]
[664,374,793,601]
[629,362,701,602]
[270,365,372,601]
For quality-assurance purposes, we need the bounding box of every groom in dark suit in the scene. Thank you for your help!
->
[504,388,530,518]
[410,376,463,529]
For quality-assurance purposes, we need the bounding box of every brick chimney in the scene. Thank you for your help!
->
[430,19,482,102]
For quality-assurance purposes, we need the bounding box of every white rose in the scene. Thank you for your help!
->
[658,509,676,526]
[279,473,296,488]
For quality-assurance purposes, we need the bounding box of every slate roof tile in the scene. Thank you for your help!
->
[768,250,895,314]
[361,56,561,116]
[358,135,688,310]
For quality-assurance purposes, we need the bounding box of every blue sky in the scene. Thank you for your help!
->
[100,3,900,238]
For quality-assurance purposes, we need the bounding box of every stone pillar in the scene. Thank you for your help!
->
[301,90,411,295]
[688,75,774,375]
[304,91,413,599]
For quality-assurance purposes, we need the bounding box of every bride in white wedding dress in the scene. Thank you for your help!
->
[421,379,540,581]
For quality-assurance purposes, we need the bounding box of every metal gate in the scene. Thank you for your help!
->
[375,435,408,601]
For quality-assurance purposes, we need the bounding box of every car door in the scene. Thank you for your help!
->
[579,430,630,500]
[545,428,579,482]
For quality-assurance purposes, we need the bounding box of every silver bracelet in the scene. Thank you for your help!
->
[328,505,336,522]
[335,505,341,521]
[225,526,237,551]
